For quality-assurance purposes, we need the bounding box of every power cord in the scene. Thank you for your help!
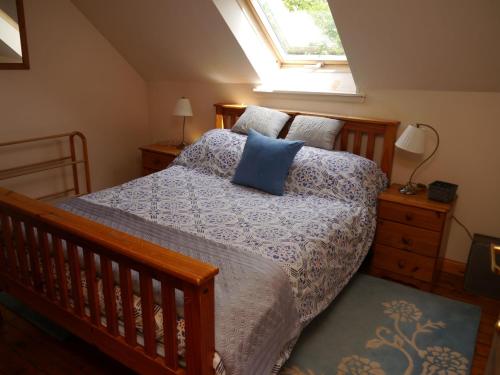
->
[451,215,473,241]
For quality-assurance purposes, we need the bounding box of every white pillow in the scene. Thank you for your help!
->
[285,115,344,150]
[231,105,290,138]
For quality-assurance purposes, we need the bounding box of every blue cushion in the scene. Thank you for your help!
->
[232,129,304,195]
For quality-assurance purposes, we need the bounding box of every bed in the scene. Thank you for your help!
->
[0,104,399,375]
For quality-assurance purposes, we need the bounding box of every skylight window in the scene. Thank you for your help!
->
[248,0,346,65]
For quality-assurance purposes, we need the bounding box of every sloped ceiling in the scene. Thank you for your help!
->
[70,0,258,83]
[330,0,500,91]
[72,0,500,91]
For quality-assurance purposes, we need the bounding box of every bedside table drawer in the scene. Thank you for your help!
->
[378,200,445,231]
[372,244,435,282]
[142,151,176,170]
[376,219,441,257]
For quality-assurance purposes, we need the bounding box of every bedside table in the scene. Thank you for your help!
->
[370,183,454,290]
[139,144,182,176]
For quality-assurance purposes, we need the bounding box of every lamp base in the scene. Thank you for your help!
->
[399,182,426,195]
[399,182,418,195]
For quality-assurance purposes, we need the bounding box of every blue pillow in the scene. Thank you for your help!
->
[232,129,304,195]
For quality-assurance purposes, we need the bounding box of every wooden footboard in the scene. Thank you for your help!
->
[0,187,218,375]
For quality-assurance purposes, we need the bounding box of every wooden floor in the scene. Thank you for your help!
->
[0,271,498,374]
[428,271,498,374]
[0,305,134,375]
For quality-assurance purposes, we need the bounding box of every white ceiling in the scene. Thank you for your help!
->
[71,0,500,91]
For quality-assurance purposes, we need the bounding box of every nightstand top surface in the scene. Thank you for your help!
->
[139,143,182,156]
[379,183,453,213]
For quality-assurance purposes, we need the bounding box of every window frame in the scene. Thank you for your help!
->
[245,0,348,67]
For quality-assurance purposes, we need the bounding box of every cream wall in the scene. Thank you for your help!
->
[0,0,149,196]
[149,81,500,263]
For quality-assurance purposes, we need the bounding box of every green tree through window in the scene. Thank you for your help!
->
[252,0,345,60]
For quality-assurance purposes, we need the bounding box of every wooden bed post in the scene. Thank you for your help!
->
[380,124,398,181]
[215,105,225,129]
[214,103,246,130]
[184,278,216,375]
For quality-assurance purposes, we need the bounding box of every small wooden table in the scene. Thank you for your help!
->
[139,144,182,176]
[370,183,454,290]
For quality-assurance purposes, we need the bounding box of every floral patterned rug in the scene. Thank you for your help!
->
[281,274,481,375]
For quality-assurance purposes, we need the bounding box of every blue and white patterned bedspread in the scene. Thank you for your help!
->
[81,129,387,366]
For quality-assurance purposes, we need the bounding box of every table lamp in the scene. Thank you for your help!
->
[173,97,193,149]
[395,123,440,195]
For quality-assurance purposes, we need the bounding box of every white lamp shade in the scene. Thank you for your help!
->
[395,124,426,154]
[173,98,193,117]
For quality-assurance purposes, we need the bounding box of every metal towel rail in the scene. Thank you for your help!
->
[0,132,91,201]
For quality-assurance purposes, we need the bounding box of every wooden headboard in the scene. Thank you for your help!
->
[214,103,400,180]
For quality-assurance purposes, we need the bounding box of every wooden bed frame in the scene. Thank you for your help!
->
[0,104,399,375]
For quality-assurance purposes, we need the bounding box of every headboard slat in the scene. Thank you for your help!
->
[340,129,349,152]
[214,103,399,180]
[353,131,362,156]
[366,133,376,160]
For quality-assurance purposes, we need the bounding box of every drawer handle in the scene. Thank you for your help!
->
[411,266,420,273]
[405,213,414,221]
[401,237,412,245]
[398,260,406,269]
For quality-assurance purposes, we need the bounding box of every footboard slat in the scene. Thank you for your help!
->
[26,223,43,292]
[38,230,56,300]
[162,279,178,370]
[0,187,218,375]
[140,273,157,357]
[101,255,118,336]
[53,236,69,308]
[83,249,100,325]
[13,220,29,284]
[67,243,84,316]
[119,265,137,347]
